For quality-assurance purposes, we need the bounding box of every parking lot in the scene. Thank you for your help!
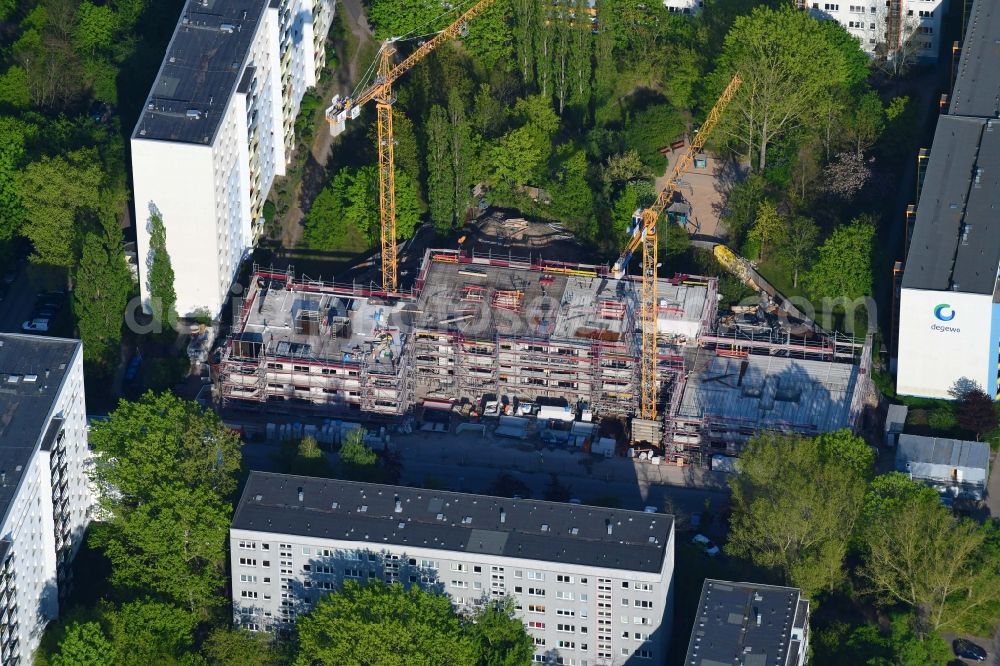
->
[0,262,69,336]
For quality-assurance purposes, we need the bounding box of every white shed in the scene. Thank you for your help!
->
[895,434,990,491]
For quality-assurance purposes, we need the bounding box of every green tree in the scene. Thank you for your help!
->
[747,200,783,262]
[303,170,356,250]
[447,88,476,226]
[148,211,178,323]
[548,146,595,238]
[295,580,477,666]
[624,103,684,170]
[73,211,132,371]
[293,436,332,477]
[368,0,446,40]
[105,599,199,666]
[468,597,534,666]
[201,628,284,666]
[846,90,885,156]
[804,216,875,300]
[89,392,242,615]
[0,66,30,109]
[722,174,765,248]
[18,149,103,267]
[73,1,117,54]
[425,104,455,232]
[858,474,1000,633]
[0,116,33,242]
[727,431,870,597]
[50,621,114,666]
[340,429,377,466]
[776,216,818,289]
[714,6,855,171]
[463,0,514,72]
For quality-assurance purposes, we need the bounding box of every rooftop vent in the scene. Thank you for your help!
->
[606,519,613,535]
[541,524,550,532]
[331,502,338,509]
[359,505,368,512]
[6,375,18,384]
[570,527,579,535]
[297,487,304,502]
[462,516,472,524]
[186,109,201,120]
[220,23,235,33]
[23,375,37,383]
[499,508,506,524]
[394,497,402,513]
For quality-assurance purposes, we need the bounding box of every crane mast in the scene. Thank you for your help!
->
[326,0,499,292]
[613,74,742,421]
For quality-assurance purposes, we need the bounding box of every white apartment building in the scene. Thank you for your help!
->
[230,472,676,666]
[0,335,93,664]
[132,0,336,318]
[663,0,944,61]
[805,0,944,61]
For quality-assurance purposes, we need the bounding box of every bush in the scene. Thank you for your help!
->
[624,103,684,170]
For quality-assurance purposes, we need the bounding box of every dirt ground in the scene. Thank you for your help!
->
[655,144,743,243]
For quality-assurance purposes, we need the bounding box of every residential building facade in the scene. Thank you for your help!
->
[803,0,944,61]
[0,335,92,664]
[131,0,336,318]
[896,0,1000,399]
[230,472,676,666]
[685,579,810,666]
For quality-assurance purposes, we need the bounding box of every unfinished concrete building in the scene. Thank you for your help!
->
[219,249,713,418]
[216,248,872,462]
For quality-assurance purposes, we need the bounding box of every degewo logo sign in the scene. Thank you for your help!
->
[931,303,960,333]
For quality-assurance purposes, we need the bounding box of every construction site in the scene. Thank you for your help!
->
[216,244,872,465]
[214,3,872,465]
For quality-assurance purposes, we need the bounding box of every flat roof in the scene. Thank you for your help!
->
[677,354,858,433]
[132,0,269,145]
[412,260,707,343]
[685,579,804,666]
[232,472,673,573]
[237,283,408,370]
[896,433,990,471]
[902,115,1000,294]
[0,335,80,525]
[949,0,1000,118]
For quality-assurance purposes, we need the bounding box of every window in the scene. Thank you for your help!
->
[557,575,574,584]
[239,574,257,583]
[533,657,546,664]
[556,591,574,600]
[580,593,588,602]
[621,582,629,589]
[238,541,256,550]
[240,590,258,598]
[823,2,839,9]
[527,571,544,581]
[635,649,652,659]
[528,588,545,597]
[451,563,468,572]
[634,617,651,625]
[528,620,546,629]
[474,581,483,590]
[474,566,482,573]
[420,560,439,570]
[557,609,575,617]
[634,600,653,609]
[918,25,933,34]
[557,640,575,649]
[491,566,505,573]
[528,604,546,613]
[514,570,523,579]
[533,637,546,646]
[635,583,652,592]
[634,632,651,641]
[451,580,469,589]
[557,624,575,632]
[302,547,311,555]
[239,558,257,567]
[621,598,629,607]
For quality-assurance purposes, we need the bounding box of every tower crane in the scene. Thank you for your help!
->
[326,0,499,293]
[611,74,741,421]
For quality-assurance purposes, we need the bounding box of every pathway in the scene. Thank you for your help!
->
[278,0,375,248]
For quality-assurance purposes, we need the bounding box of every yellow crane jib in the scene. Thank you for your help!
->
[613,74,741,421]
[322,0,499,293]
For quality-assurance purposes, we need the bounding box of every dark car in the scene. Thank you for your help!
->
[953,638,987,661]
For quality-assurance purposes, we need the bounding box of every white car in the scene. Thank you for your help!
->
[692,533,720,557]
[21,318,49,333]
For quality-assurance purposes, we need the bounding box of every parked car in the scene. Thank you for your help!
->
[21,318,50,333]
[33,305,60,318]
[688,512,703,530]
[953,639,987,661]
[692,534,720,557]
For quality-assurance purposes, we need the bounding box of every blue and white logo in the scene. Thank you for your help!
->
[934,304,955,321]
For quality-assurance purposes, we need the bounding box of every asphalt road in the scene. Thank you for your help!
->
[0,269,38,334]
